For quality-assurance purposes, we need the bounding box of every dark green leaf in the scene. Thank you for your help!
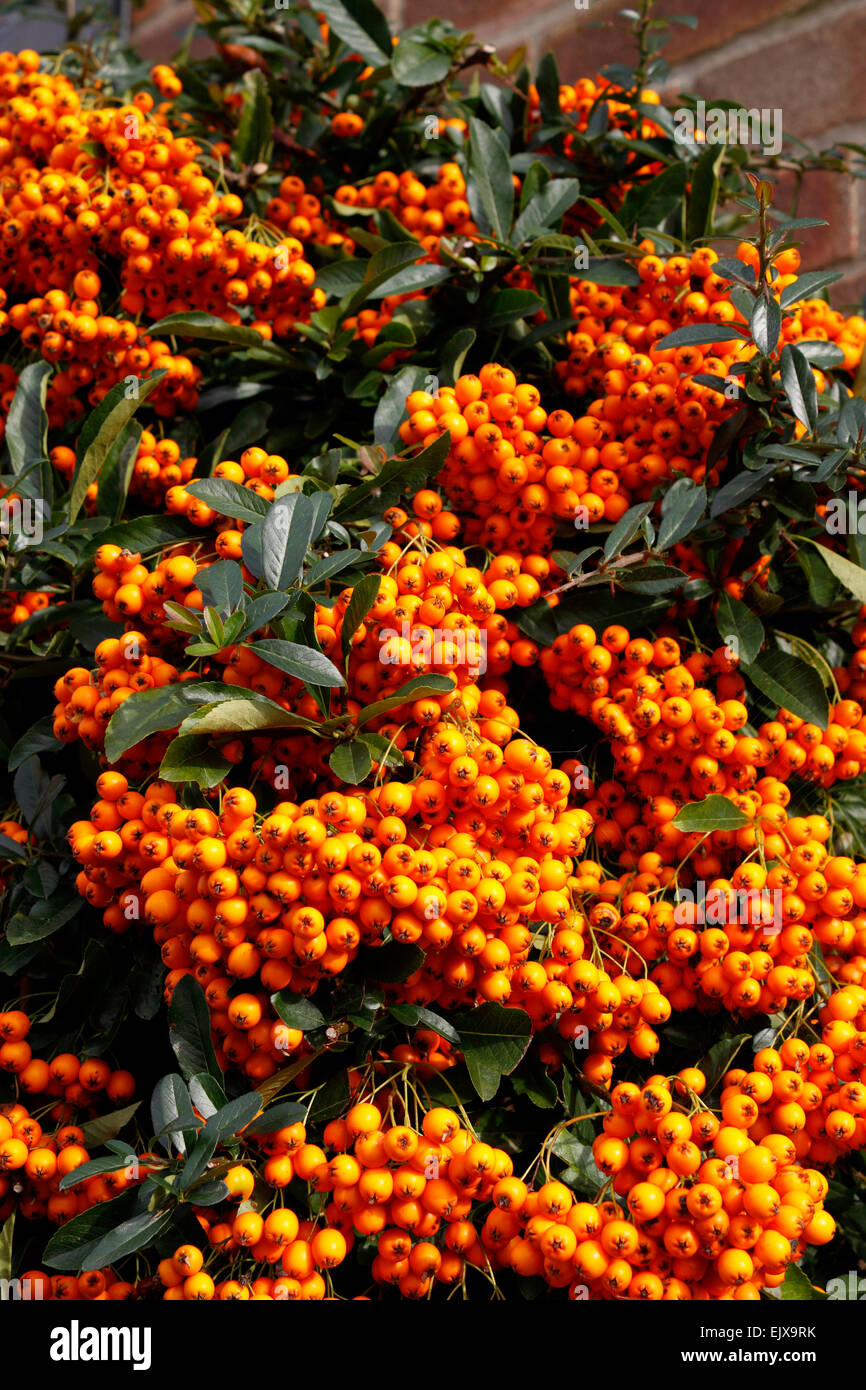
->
[603,502,653,562]
[249,639,346,687]
[744,647,829,729]
[391,37,450,86]
[158,735,232,789]
[6,361,50,478]
[329,740,374,783]
[148,311,290,358]
[151,1073,199,1157]
[751,294,781,356]
[241,1100,307,1137]
[714,592,764,665]
[317,0,392,65]
[512,179,580,243]
[455,1003,532,1102]
[657,478,706,549]
[42,1189,142,1271]
[271,992,327,1030]
[168,975,223,1085]
[354,673,453,726]
[468,117,513,241]
[780,343,818,432]
[686,143,725,242]
[195,560,244,617]
[262,492,317,589]
[235,70,272,165]
[104,681,243,763]
[78,1103,141,1150]
[185,477,270,524]
[340,572,381,661]
[69,372,166,523]
[779,270,842,308]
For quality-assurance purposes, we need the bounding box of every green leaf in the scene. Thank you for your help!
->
[468,116,513,241]
[249,639,346,687]
[618,564,689,594]
[340,573,381,662]
[235,69,272,165]
[317,0,392,65]
[686,143,725,242]
[98,421,141,523]
[656,478,706,549]
[337,433,451,518]
[151,1073,199,1157]
[699,1032,751,1092]
[188,1072,227,1120]
[42,1189,142,1271]
[159,735,232,789]
[148,311,290,358]
[177,694,320,738]
[69,371,166,523]
[6,361,50,490]
[271,992,327,1030]
[764,1263,828,1301]
[78,1103,141,1149]
[195,559,244,617]
[103,681,243,763]
[329,740,374,783]
[672,795,751,832]
[6,897,80,946]
[780,270,842,308]
[262,492,317,589]
[354,672,453,726]
[386,1004,461,1046]
[808,541,866,604]
[710,464,777,518]
[306,551,371,589]
[168,975,223,1085]
[780,343,818,433]
[744,647,829,728]
[619,161,687,232]
[487,288,544,327]
[714,592,764,665]
[512,179,580,244]
[456,1003,531,1102]
[83,1211,175,1272]
[8,716,62,772]
[656,324,744,350]
[372,365,429,446]
[237,590,290,636]
[391,37,450,86]
[184,478,270,524]
[58,1154,139,1191]
[603,502,653,562]
[199,1092,262,1144]
[751,294,781,357]
[81,515,194,560]
[585,256,640,287]
[361,941,425,983]
[241,1100,306,1137]
[341,243,424,318]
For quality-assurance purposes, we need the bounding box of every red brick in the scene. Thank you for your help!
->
[654,0,810,64]
[403,0,536,33]
[831,262,866,312]
[534,15,639,80]
[666,9,866,140]
[133,2,213,60]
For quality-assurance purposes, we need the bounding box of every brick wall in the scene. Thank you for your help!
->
[129,0,866,307]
